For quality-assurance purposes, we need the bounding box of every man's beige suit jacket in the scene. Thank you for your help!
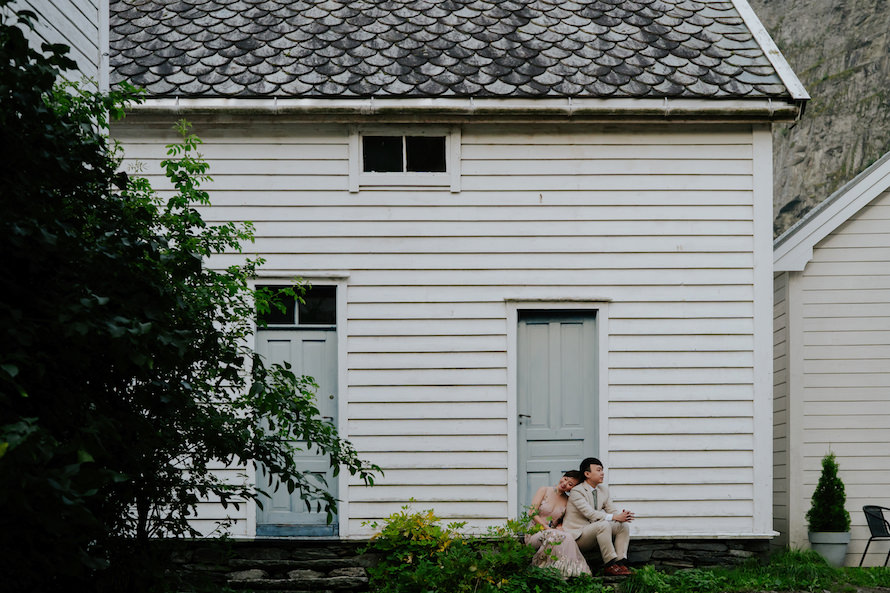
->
[561,482,617,540]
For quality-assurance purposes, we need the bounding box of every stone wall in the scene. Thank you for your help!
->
[162,537,771,591]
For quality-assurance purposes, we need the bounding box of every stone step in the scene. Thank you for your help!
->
[228,557,372,572]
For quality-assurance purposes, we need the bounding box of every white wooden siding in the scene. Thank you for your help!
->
[781,189,890,565]
[772,271,789,548]
[6,0,100,84]
[114,119,769,539]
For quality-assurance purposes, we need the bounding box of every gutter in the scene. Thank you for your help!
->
[125,96,805,123]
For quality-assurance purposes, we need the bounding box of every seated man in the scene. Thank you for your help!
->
[562,457,635,576]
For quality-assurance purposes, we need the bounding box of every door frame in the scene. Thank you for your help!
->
[246,271,351,538]
[505,299,611,519]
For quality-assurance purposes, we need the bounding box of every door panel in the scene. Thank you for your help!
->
[255,329,338,536]
[517,312,598,512]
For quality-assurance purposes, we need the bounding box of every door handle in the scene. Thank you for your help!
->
[322,416,334,422]
[518,413,531,424]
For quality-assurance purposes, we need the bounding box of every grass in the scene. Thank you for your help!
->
[617,549,890,593]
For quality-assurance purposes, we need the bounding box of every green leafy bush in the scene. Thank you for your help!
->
[363,506,608,593]
[806,453,851,532]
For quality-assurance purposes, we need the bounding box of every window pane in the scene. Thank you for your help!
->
[298,285,336,325]
[363,136,403,172]
[406,136,446,172]
[257,285,296,325]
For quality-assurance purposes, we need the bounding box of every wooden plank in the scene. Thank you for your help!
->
[814,232,890,249]
[620,483,753,501]
[348,368,507,386]
[609,417,755,435]
[212,251,755,271]
[609,433,753,450]
[348,418,507,436]
[461,124,753,145]
[802,358,890,373]
[623,500,754,516]
[803,288,890,304]
[609,400,753,419]
[347,284,754,303]
[347,401,505,420]
[357,451,508,469]
[803,414,890,430]
[202,204,754,223]
[460,174,752,192]
[347,335,507,353]
[348,352,505,370]
[347,318,505,336]
[609,317,754,334]
[347,385,507,402]
[351,435,505,452]
[800,428,890,443]
[340,269,754,287]
[609,384,755,401]
[358,468,510,485]
[183,188,756,207]
[348,302,508,319]
[803,330,890,346]
[609,467,753,484]
[121,143,348,160]
[802,373,890,388]
[461,158,752,176]
[609,450,753,468]
[461,143,753,160]
[804,262,890,277]
[803,303,890,318]
[801,386,890,401]
[609,351,754,368]
[349,485,507,502]
[348,501,508,518]
[811,247,890,262]
[609,334,754,351]
[245,219,754,238]
[247,234,755,253]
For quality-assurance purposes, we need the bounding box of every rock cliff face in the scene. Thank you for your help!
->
[748,0,890,235]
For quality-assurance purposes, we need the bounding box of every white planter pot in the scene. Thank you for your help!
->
[808,531,851,567]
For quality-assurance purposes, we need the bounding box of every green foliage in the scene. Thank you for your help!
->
[806,453,852,532]
[363,506,608,593]
[618,549,890,593]
[0,4,378,591]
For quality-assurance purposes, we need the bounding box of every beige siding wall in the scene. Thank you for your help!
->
[790,189,890,565]
[6,0,100,83]
[115,119,770,539]
[773,271,789,547]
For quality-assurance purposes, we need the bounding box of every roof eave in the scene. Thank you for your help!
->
[124,96,805,123]
[774,150,890,271]
[731,0,810,102]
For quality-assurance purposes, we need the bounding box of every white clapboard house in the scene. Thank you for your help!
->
[773,151,890,566]
[3,0,106,89]
[109,0,808,545]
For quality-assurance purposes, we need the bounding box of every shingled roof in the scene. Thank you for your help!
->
[109,0,801,100]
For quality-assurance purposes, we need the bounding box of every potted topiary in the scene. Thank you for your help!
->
[806,452,851,567]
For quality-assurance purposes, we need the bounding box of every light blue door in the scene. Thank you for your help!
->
[517,311,598,513]
[255,328,338,536]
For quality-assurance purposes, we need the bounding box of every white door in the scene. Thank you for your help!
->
[517,311,598,513]
[255,328,338,536]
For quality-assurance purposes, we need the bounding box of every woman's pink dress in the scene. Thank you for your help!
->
[525,488,592,578]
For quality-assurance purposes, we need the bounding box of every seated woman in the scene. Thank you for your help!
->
[525,470,591,578]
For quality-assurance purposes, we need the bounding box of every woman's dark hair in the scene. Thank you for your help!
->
[563,470,585,483]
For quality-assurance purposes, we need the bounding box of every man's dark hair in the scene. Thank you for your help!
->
[580,457,603,473]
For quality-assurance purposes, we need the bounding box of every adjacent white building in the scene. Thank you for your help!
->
[109,0,808,547]
[774,151,890,566]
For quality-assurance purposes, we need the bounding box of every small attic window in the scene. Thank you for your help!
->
[350,126,461,193]
[363,135,446,173]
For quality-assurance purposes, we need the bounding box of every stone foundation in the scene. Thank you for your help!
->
[162,536,771,591]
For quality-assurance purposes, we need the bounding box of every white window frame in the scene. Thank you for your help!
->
[349,125,461,193]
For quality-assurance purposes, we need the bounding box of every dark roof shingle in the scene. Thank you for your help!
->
[110,0,793,99]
